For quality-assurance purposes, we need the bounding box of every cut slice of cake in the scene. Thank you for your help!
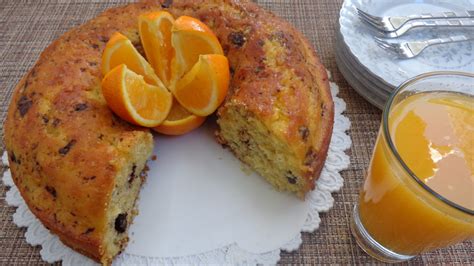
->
[216,17,333,198]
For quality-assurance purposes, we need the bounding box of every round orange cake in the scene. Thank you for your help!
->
[3,0,334,264]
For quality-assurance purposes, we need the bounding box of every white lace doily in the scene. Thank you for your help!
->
[1,73,351,265]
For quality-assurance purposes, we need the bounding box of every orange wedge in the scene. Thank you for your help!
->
[173,54,229,116]
[101,64,172,127]
[153,99,206,135]
[102,32,164,87]
[139,11,175,87]
[171,16,224,82]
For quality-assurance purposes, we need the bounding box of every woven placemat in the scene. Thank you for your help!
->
[0,0,472,264]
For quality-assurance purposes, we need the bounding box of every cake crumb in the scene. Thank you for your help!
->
[151,155,157,161]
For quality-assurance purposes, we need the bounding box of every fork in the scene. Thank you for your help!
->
[356,8,474,32]
[374,35,474,59]
[368,18,474,38]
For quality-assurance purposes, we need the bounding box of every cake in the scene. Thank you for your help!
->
[3,0,334,264]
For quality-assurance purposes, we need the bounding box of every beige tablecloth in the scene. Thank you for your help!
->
[0,0,472,264]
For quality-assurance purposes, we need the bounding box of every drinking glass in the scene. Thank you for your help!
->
[351,72,474,263]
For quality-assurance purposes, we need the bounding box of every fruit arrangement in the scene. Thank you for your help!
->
[101,11,230,135]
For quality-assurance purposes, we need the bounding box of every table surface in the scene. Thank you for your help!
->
[0,0,472,265]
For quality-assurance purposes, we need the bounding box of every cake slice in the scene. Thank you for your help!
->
[217,33,333,198]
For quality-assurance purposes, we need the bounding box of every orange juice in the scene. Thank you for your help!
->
[359,91,474,255]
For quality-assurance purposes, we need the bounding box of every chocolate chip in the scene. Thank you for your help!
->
[83,228,95,234]
[304,148,317,166]
[88,61,97,66]
[114,213,128,233]
[80,67,86,73]
[59,140,77,155]
[91,43,99,49]
[83,176,96,181]
[45,186,57,198]
[128,164,137,184]
[74,103,88,111]
[285,171,297,184]
[161,0,173,8]
[41,115,49,124]
[52,118,61,127]
[228,32,246,47]
[17,95,33,117]
[34,160,41,171]
[298,126,309,141]
[9,152,19,164]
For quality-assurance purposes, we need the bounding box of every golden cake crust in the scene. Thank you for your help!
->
[3,0,333,263]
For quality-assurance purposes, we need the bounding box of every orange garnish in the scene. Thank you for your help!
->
[101,15,229,133]
[139,11,175,87]
[173,54,229,116]
[171,16,224,83]
[102,32,164,87]
[101,64,172,127]
[153,99,206,135]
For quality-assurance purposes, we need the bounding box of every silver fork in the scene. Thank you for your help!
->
[368,18,474,38]
[374,34,474,59]
[356,8,474,32]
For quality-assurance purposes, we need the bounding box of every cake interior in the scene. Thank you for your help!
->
[101,137,152,264]
[218,106,307,197]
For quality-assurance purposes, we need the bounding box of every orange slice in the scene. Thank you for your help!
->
[101,64,172,127]
[139,11,175,87]
[171,16,224,83]
[102,32,164,87]
[153,98,206,135]
[173,54,229,116]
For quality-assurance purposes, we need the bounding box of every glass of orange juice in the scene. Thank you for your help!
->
[351,71,474,262]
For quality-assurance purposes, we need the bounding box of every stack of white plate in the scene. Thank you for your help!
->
[336,0,474,109]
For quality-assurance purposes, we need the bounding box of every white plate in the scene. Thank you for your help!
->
[337,30,393,95]
[337,29,395,94]
[336,43,387,109]
[336,28,389,108]
[339,0,474,88]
